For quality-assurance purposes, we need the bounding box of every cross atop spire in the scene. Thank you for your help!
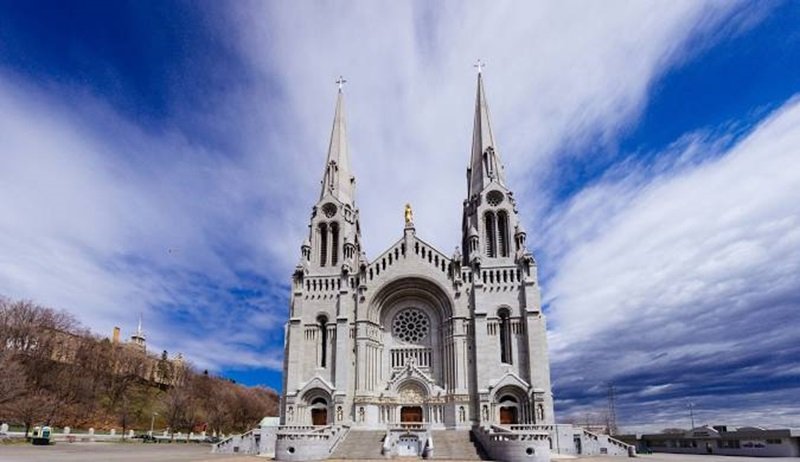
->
[336,75,347,92]
[473,59,485,74]
[320,85,355,204]
[467,65,506,198]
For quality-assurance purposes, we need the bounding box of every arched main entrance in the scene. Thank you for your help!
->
[401,406,423,423]
[369,276,455,391]
[398,381,427,423]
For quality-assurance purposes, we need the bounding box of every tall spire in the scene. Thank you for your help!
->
[320,77,355,205]
[130,313,146,350]
[467,64,506,198]
[136,314,144,338]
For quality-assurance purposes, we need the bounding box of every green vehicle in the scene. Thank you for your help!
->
[30,425,52,445]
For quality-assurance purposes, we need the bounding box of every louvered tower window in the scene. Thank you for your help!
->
[484,212,497,258]
[319,223,328,266]
[331,222,339,266]
[498,211,509,257]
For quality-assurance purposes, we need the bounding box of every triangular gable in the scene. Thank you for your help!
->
[386,361,437,395]
[297,375,335,399]
[488,371,530,399]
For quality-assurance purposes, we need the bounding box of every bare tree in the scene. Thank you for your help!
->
[0,352,26,405]
[160,384,194,439]
[5,390,56,437]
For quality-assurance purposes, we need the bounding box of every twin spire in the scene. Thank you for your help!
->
[318,66,506,205]
[320,80,355,205]
[468,68,506,199]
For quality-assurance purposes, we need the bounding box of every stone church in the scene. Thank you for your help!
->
[274,72,632,461]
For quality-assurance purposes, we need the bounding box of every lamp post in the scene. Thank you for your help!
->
[150,412,158,436]
[687,403,695,429]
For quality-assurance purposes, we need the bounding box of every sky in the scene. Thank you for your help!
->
[1,0,799,432]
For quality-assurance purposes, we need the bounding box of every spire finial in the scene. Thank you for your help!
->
[473,59,485,75]
[467,59,505,198]
[320,79,354,204]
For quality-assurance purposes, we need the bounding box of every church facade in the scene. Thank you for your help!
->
[280,72,554,433]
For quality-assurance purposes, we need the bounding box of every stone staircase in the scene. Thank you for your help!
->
[330,430,386,459]
[430,430,487,460]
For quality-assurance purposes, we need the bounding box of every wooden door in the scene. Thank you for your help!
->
[401,406,423,423]
[312,408,327,425]
[500,407,518,425]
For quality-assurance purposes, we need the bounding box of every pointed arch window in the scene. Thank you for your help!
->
[497,210,509,257]
[498,308,512,364]
[317,315,329,368]
[484,212,497,258]
[330,222,339,266]
[319,223,328,266]
[484,147,495,179]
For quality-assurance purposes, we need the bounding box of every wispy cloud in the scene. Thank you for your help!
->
[227,1,760,259]
[544,96,800,428]
[0,76,286,371]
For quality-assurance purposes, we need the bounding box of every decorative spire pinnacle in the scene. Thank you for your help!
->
[130,313,146,350]
[320,79,355,204]
[467,64,506,198]
[134,313,145,339]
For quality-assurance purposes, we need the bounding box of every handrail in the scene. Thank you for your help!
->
[327,425,350,454]
[388,422,428,431]
[382,428,391,456]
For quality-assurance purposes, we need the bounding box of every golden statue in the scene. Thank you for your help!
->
[404,203,413,224]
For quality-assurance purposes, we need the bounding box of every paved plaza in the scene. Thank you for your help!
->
[2,443,800,462]
[0,442,260,462]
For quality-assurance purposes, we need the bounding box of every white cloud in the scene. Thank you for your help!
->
[544,96,800,425]
[228,1,759,262]
[0,78,282,368]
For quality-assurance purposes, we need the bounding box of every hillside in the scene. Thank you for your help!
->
[0,297,278,436]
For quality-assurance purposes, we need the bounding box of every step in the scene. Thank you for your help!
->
[430,430,487,460]
[331,430,386,459]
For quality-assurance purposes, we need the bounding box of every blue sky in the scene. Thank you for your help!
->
[1,1,799,431]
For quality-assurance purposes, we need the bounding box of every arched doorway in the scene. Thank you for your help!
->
[401,406,423,423]
[310,397,328,425]
[498,394,520,425]
[397,381,427,423]
[500,406,518,424]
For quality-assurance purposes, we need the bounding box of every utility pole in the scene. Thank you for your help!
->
[688,403,696,429]
[606,382,618,435]
[150,412,159,436]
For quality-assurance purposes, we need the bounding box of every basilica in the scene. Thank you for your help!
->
[273,72,632,461]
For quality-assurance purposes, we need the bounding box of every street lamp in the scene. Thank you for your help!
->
[150,412,159,436]
[687,403,695,429]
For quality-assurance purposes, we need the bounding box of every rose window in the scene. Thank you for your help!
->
[486,190,505,206]
[392,308,430,343]
[321,202,338,218]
